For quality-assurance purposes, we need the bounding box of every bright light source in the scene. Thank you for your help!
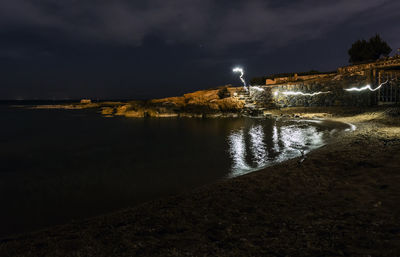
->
[233,67,246,87]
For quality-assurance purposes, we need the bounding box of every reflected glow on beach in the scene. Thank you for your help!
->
[228,121,326,177]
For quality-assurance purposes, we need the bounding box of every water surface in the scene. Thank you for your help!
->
[0,106,350,237]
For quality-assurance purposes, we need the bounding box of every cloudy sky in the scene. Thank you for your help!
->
[1,0,399,99]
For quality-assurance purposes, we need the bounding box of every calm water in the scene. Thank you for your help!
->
[0,106,351,237]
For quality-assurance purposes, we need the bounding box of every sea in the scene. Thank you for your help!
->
[0,101,351,237]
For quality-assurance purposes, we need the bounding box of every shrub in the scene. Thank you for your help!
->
[217,87,230,99]
[348,34,392,64]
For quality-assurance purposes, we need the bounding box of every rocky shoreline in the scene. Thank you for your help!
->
[29,74,385,120]
[1,106,400,256]
[30,86,255,118]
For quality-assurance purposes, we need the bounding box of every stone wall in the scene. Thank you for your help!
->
[338,56,400,74]
[248,86,273,107]
[266,73,333,85]
[262,75,376,107]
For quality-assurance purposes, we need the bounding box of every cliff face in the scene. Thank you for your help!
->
[102,87,245,118]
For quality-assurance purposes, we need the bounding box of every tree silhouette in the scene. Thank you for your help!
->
[348,34,392,64]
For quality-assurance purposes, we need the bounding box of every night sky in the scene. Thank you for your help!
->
[1,0,399,100]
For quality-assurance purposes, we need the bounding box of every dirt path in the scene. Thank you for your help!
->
[1,107,400,256]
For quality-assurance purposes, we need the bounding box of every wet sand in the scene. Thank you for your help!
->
[1,107,400,256]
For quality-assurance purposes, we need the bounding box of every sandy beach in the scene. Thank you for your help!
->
[1,106,400,256]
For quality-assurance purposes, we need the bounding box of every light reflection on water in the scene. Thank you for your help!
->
[249,125,268,167]
[227,130,250,171]
[228,120,327,177]
[0,107,354,237]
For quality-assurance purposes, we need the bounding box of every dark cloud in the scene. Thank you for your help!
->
[0,0,399,99]
[0,0,396,48]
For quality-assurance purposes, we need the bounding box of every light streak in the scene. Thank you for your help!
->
[345,80,389,92]
[280,91,331,96]
[233,67,246,87]
[345,123,357,132]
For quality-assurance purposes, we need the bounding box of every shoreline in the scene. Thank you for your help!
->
[1,107,400,256]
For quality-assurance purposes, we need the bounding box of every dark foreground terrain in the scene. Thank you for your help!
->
[1,107,400,256]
